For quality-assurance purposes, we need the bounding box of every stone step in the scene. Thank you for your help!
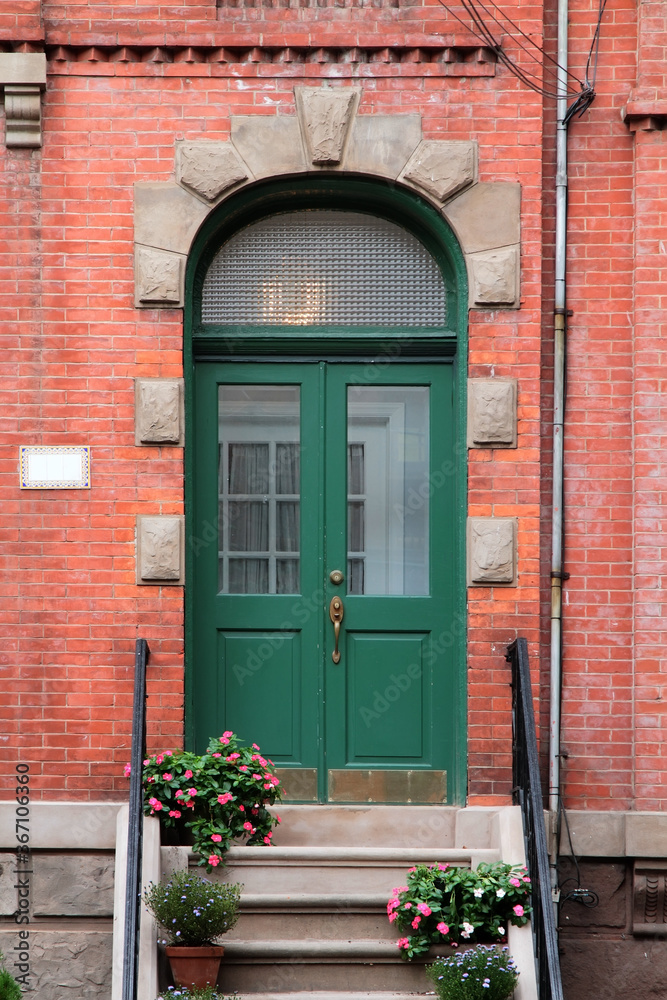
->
[216,846,499,894]
[218,939,440,993]
[238,994,431,1000]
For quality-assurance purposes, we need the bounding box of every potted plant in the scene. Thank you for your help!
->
[427,945,519,1000]
[145,869,241,989]
[388,861,532,959]
[0,953,22,1000]
[126,731,283,870]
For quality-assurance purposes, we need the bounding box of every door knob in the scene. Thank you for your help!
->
[329,569,344,585]
[329,595,344,664]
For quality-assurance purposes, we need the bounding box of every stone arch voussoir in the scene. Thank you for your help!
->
[133,84,520,310]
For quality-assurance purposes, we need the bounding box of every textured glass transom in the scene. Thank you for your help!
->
[202,210,447,326]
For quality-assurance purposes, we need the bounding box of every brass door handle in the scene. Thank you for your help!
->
[329,595,344,664]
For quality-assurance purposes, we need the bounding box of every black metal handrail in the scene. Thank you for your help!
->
[508,637,563,1000]
[122,638,150,1000]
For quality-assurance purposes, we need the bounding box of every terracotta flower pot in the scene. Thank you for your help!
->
[165,945,225,989]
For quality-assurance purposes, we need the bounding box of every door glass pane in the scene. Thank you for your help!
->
[219,385,300,594]
[347,386,429,596]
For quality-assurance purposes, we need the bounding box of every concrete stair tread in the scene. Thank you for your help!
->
[224,939,445,960]
[237,994,435,999]
[240,893,389,908]
[224,847,500,863]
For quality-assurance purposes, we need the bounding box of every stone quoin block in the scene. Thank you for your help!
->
[294,85,361,165]
[443,181,521,253]
[135,379,184,445]
[176,141,248,202]
[400,140,477,205]
[136,516,184,584]
[33,854,115,917]
[467,378,518,448]
[134,246,184,306]
[467,517,517,586]
[469,247,520,307]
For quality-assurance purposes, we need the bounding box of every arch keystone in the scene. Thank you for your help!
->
[294,85,361,165]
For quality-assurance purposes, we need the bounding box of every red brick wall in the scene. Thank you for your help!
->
[8,0,664,813]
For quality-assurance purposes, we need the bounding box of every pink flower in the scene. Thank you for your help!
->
[184,769,193,779]
[239,765,248,772]
[143,759,150,766]
[388,912,398,923]
[252,773,262,781]
[392,886,408,895]
[402,902,412,910]
[263,835,272,844]
[264,783,272,790]
[162,773,173,781]
[124,763,131,777]
[239,804,245,811]
[175,789,184,798]
[168,810,181,818]
[243,821,254,831]
[211,833,222,842]
[416,903,432,916]
[252,743,260,750]
[217,792,233,805]
[276,815,281,823]
[221,738,230,745]
[222,731,233,739]
[148,798,163,811]
[387,898,400,914]
[411,916,421,929]
[437,922,449,935]
[258,757,267,767]
[509,878,521,887]
[396,938,410,950]
[208,855,220,867]
[212,753,222,758]
[156,754,164,765]
[187,787,197,796]
[271,776,280,786]
[513,905,524,917]
[437,863,449,872]
[226,753,240,761]
[408,866,417,873]
[523,876,531,883]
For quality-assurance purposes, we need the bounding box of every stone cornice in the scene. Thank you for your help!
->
[622,90,667,132]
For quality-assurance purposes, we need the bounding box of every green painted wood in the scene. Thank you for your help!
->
[192,361,461,800]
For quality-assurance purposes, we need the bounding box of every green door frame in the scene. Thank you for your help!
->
[183,176,469,804]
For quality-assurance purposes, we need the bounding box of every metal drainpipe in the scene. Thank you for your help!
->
[549,0,569,874]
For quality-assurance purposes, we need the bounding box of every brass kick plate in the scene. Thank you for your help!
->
[328,769,447,803]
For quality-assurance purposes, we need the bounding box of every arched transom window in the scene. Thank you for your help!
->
[201,210,447,327]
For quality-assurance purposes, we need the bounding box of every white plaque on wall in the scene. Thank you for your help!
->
[20,446,91,489]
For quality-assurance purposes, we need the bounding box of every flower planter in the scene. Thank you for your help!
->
[165,945,225,989]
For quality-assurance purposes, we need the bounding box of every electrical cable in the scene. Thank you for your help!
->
[557,801,599,909]
[434,0,602,113]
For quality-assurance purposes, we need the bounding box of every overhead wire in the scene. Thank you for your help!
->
[434,0,604,112]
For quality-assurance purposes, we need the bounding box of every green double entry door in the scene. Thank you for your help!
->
[191,359,462,803]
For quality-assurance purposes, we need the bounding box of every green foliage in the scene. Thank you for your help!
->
[0,954,23,1000]
[156,987,232,1000]
[156,987,233,1000]
[388,861,532,960]
[125,731,283,870]
[144,869,241,946]
[427,945,519,1000]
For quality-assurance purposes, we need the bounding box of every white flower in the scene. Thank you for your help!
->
[461,921,475,938]
[474,887,484,898]
[496,888,506,898]
[498,926,505,935]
